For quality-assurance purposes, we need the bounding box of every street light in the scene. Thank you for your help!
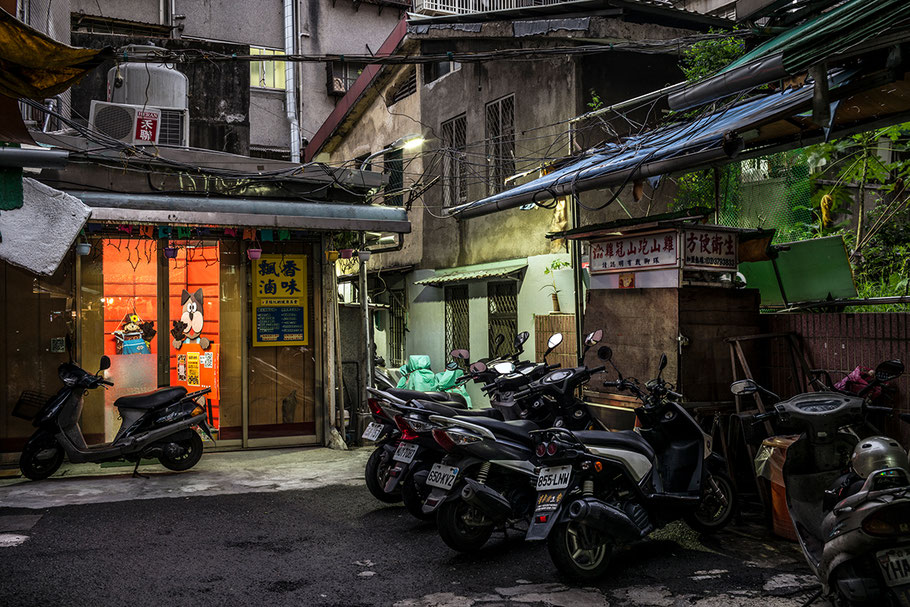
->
[359,133,425,170]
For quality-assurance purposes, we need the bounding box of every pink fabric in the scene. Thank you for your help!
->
[835,366,882,399]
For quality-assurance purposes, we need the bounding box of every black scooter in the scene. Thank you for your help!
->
[525,348,736,580]
[19,356,213,480]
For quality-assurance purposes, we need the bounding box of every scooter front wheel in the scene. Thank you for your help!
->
[685,472,737,533]
[20,432,64,480]
[547,520,613,580]
[364,446,402,503]
[436,497,494,552]
[158,431,203,471]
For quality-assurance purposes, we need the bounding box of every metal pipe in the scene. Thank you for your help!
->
[569,80,688,124]
[0,147,68,168]
[284,0,301,163]
[360,236,374,402]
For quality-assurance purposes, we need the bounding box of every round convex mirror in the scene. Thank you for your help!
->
[597,346,612,362]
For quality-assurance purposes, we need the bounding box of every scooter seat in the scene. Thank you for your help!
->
[572,430,656,461]
[453,416,537,445]
[387,388,468,408]
[115,387,188,411]
[412,400,504,420]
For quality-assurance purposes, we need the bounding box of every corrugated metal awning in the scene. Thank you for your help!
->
[414,259,527,287]
[68,191,411,233]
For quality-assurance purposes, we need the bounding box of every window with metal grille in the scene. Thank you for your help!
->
[445,285,470,355]
[250,47,286,90]
[441,113,467,207]
[327,61,364,96]
[485,94,515,196]
[389,67,417,105]
[389,289,407,367]
[384,148,403,206]
[488,282,517,357]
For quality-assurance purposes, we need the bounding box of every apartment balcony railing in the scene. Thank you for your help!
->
[412,0,567,16]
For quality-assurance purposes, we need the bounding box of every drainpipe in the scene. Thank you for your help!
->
[283,0,301,163]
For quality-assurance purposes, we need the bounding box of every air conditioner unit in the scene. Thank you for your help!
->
[89,100,189,147]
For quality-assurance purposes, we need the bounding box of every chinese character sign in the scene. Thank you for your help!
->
[589,231,678,274]
[253,254,309,346]
[134,109,160,143]
[680,229,737,270]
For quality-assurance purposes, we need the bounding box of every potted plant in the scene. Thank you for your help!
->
[334,230,359,260]
[540,258,570,312]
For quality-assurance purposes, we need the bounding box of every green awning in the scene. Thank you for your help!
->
[414,259,527,287]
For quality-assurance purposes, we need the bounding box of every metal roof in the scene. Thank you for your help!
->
[448,69,855,220]
[668,0,910,110]
[414,259,527,286]
[70,191,411,233]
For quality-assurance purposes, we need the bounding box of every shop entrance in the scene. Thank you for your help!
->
[78,235,320,448]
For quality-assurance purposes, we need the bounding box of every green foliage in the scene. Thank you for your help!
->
[541,258,570,295]
[587,89,604,112]
[679,29,747,83]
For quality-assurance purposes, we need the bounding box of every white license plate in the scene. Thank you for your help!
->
[878,547,910,587]
[426,464,459,490]
[393,442,418,463]
[361,422,383,441]
[536,465,573,491]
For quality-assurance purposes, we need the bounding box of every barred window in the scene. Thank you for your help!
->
[445,285,470,355]
[384,148,403,206]
[441,113,467,207]
[389,289,407,367]
[488,282,517,357]
[485,94,515,196]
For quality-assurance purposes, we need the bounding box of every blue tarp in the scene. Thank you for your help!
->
[449,71,851,219]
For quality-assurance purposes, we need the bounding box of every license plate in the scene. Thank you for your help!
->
[878,547,910,587]
[426,464,459,490]
[393,442,418,463]
[534,489,565,514]
[361,422,383,441]
[536,465,573,491]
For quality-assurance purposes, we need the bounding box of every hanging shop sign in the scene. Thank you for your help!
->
[589,231,678,274]
[589,227,738,275]
[679,228,738,271]
[252,254,309,346]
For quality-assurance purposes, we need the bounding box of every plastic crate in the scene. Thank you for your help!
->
[12,391,53,421]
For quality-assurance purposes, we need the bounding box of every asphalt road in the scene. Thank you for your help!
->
[0,477,818,607]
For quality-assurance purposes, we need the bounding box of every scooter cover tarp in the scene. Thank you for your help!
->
[435,369,472,409]
[397,355,437,392]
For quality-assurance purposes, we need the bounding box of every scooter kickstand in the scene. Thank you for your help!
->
[132,460,149,479]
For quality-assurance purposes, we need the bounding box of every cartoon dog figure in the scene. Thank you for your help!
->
[172,288,211,350]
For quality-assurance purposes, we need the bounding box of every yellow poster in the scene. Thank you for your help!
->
[187,351,200,386]
[252,254,309,346]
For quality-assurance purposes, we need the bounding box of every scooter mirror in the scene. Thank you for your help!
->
[445,361,458,371]
[658,353,668,373]
[450,349,470,361]
[597,346,613,362]
[729,379,758,396]
[875,359,904,382]
[492,333,505,355]
[547,333,563,350]
[98,355,111,372]
[493,361,515,375]
[515,331,530,349]
[584,329,603,348]
[470,361,487,374]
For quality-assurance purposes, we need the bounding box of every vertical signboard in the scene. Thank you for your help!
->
[253,254,309,346]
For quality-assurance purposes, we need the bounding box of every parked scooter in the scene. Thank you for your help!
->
[363,331,535,515]
[735,359,910,607]
[19,356,213,480]
[422,330,607,552]
[525,347,736,580]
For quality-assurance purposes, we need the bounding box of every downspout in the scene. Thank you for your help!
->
[283,0,301,163]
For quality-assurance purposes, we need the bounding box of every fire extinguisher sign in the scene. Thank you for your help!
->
[135,110,159,142]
